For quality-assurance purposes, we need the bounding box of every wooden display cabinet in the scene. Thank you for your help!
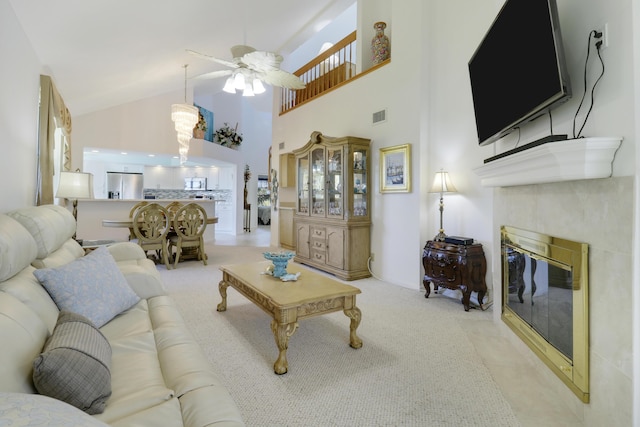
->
[293,131,371,280]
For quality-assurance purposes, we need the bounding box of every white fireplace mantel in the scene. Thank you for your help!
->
[473,137,623,187]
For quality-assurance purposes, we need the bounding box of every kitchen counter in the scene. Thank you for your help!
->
[76,199,217,242]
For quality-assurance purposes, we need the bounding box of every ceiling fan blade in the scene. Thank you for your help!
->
[186,49,238,68]
[230,45,256,58]
[241,50,283,72]
[192,69,234,80]
[261,70,306,89]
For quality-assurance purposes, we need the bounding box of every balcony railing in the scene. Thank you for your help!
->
[280,31,358,114]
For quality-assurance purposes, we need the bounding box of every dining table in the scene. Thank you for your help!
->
[101,217,218,228]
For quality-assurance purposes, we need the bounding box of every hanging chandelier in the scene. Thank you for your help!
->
[171,64,199,165]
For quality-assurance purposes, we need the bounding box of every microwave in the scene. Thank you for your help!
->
[185,177,207,190]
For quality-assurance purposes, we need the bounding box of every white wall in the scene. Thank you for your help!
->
[0,0,42,211]
[273,0,424,289]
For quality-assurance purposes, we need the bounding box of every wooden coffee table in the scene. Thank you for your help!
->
[217,261,363,374]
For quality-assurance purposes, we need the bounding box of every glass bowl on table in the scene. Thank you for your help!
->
[263,251,295,278]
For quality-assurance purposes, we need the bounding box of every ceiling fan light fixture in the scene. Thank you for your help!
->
[223,76,236,93]
[233,73,245,90]
[252,79,266,94]
[243,82,255,97]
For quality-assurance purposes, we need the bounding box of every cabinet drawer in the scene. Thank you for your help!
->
[311,239,326,251]
[311,227,326,239]
[311,250,326,263]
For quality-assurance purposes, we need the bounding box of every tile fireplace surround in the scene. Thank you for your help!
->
[492,175,633,426]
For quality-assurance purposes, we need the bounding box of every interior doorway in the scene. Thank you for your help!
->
[257,175,271,229]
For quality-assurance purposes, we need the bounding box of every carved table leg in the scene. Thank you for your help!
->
[423,276,431,298]
[270,320,298,375]
[344,306,363,349]
[477,289,486,311]
[460,285,471,312]
[217,280,229,312]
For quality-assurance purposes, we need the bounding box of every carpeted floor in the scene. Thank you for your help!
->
[159,244,521,426]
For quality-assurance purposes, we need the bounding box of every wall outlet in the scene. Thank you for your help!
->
[596,23,609,50]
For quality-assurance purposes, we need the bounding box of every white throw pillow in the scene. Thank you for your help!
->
[33,246,140,328]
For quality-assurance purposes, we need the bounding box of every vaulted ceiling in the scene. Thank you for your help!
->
[9,0,354,115]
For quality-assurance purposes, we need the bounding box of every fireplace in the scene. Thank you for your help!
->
[501,226,589,402]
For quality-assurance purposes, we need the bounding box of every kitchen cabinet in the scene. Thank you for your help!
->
[293,131,371,280]
[207,168,219,189]
[143,166,176,189]
[218,167,234,190]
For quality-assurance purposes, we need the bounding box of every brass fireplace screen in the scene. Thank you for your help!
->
[501,226,589,403]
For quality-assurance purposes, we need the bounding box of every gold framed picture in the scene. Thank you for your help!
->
[379,144,411,193]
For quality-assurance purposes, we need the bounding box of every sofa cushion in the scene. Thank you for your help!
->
[32,238,85,269]
[0,292,50,394]
[7,204,76,260]
[33,311,112,415]
[33,246,140,328]
[0,214,38,282]
[0,392,110,427]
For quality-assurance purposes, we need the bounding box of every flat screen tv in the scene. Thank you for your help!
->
[468,0,572,146]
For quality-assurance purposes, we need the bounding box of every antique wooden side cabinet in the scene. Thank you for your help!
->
[422,240,487,311]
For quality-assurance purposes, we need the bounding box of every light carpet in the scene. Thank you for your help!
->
[159,244,520,427]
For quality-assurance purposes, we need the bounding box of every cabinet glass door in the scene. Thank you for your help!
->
[352,148,367,217]
[297,154,309,214]
[311,148,325,216]
[327,147,343,217]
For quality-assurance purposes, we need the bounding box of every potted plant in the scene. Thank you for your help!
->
[213,122,243,148]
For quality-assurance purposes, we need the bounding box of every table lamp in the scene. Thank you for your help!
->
[429,169,457,241]
[56,170,94,235]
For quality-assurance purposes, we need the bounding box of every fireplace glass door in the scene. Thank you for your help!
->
[501,225,589,402]
[506,249,573,359]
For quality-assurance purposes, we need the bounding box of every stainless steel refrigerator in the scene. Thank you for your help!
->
[106,172,144,199]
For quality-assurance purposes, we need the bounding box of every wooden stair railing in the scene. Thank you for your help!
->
[280,31,357,114]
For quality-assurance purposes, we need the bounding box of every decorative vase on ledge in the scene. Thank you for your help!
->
[371,21,390,64]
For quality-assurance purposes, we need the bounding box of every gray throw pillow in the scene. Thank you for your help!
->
[33,311,112,415]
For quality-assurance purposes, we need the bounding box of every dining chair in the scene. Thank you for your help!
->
[165,201,183,217]
[132,203,172,269]
[128,201,149,241]
[168,203,208,267]
[164,201,184,240]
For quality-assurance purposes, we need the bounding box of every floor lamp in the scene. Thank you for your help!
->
[56,170,94,240]
[429,169,457,241]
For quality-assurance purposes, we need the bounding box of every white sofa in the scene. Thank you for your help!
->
[0,205,244,426]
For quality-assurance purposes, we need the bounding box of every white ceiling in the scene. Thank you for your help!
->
[9,0,355,115]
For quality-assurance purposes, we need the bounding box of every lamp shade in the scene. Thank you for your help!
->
[56,171,94,199]
[223,77,236,93]
[252,79,266,94]
[429,170,457,193]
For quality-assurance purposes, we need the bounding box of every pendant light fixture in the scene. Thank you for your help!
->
[171,64,199,165]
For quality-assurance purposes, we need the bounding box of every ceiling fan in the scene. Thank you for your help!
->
[187,46,306,95]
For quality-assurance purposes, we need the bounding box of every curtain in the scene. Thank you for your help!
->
[37,75,72,205]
